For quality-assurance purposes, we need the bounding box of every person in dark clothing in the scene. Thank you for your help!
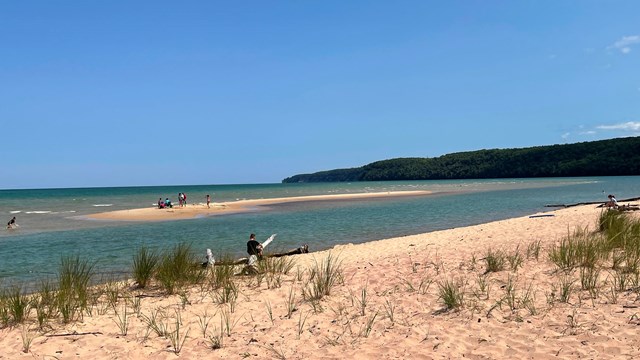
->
[7,216,16,229]
[247,233,263,257]
[242,233,263,274]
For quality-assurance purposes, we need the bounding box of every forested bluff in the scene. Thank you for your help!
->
[282,137,640,183]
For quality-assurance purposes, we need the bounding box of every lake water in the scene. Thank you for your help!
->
[1,176,639,287]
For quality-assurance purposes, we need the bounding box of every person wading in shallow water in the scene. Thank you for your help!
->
[7,216,17,229]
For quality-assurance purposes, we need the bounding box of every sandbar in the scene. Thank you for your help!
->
[85,190,432,221]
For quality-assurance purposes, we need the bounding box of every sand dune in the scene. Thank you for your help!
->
[3,204,640,359]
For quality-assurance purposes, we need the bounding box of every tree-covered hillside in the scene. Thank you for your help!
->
[282,137,640,183]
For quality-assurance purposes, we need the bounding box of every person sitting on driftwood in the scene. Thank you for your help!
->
[243,233,263,274]
[238,234,309,274]
[606,194,619,209]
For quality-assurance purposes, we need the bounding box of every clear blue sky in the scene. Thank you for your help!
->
[1,1,639,189]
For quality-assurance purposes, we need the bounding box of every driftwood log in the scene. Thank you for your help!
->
[212,245,310,266]
[545,196,640,208]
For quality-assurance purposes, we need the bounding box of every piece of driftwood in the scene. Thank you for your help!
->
[545,196,640,208]
[615,205,640,211]
[46,331,103,337]
[212,245,310,266]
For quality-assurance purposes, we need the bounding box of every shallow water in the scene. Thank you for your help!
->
[1,177,638,287]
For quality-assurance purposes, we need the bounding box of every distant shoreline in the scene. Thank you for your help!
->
[84,190,433,221]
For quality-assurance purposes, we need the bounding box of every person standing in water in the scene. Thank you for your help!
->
[206,194,211,209]
[7,216,17,229]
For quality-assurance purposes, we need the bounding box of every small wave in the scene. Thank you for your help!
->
[10,211,21,214]
[92,204,113,207]
[25,211,52,214]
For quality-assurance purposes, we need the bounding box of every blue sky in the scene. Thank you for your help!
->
[1,1,639,189]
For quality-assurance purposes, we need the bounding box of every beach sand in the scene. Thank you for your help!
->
[3,204,640,359]
[85,190,433,221]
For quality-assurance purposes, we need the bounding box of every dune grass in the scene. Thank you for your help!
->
[257,255,296,275]
[6,286,30,324]
[0,291,8,328]
[437,279,465,310]
[132,245,159,289]
[155,243,205,294]
[484,248,505,273]
[550,211,640,274]
[56,255,95,323]
[303,253,343,301]
[548,228,602,271]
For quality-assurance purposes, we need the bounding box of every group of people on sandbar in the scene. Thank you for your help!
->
[156,192,214,209]
[156,192,190,209]
[178,192,188,207]
[157,197,173,209]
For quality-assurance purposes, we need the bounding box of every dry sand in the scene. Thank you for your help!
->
[3,204,640,359]
[85,190,433,221]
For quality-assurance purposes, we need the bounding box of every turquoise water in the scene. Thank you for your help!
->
[1,177,639,287]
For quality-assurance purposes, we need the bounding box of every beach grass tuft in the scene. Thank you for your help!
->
[20,325,37,353]
[303,253,343,301]
[140,308,170,338]
[579,266,600,291]
[212,280,238,305]
[558,275,574,303]
[6,286,30,325]
[155,243,204,294]
[548,228,601,270]
[437,278,465,311]
[207,323,224,350]
[383,298,396,324]
[209,259,235,290]
[168,310,190,354]
[526,239,542,260]
[132,245,159,289]
[56,255,95,323]
[112,302,129,336]
[484,248,505,273]
[507,246,524,271]
[196,310,213,338]
[258,256,296,275]
[34,279,56,329]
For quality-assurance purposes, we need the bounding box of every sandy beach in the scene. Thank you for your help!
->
[3,203,640,359]
[85,190,433,221]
